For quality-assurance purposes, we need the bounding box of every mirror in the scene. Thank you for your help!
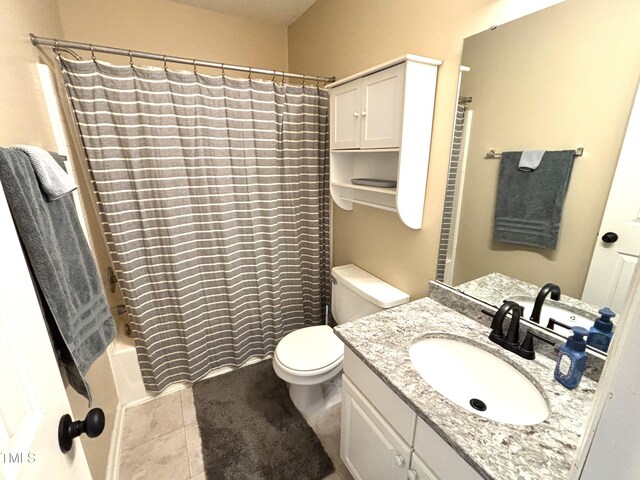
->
[438,0,639,352]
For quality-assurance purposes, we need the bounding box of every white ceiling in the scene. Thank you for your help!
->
[171,0,317,26]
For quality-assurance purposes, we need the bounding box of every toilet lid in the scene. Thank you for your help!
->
[276,325,344,372]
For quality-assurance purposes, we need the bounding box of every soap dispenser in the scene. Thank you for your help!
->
[587,307,616,353]
[554,326,588,389]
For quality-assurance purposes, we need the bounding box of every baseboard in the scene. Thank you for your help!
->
[105,403,125,480]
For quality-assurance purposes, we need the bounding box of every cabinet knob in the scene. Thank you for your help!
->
[408,469,419,480]
[353,112,360,118]
[395,454,405,467]
[361,110,367,116]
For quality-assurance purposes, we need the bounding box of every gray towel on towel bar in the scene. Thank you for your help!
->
[0,148,115,402]
[493,150,575,250]
[10,145,77,200]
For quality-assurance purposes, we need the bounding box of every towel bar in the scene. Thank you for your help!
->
[486,147,583,159]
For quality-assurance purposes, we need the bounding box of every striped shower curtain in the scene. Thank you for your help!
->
[60,58,330,392]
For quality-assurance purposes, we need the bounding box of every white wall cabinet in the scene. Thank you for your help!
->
[341,348,483,480]
[328,54,442,229]
[332,63,404,149]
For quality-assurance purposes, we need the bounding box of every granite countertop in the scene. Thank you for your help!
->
[456,273,600,319]
[334,296,597,480]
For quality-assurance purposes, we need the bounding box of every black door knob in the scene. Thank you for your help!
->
[602,232,619,243]
[58,408,105,453]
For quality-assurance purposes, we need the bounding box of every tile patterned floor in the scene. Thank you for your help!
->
[117,387,353,480]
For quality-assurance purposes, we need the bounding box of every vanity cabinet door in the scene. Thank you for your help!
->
[359,63,404,149]
[341,375,412,480]
[331,79,362,149]
[408,453,439,480]
[414,418,483,480]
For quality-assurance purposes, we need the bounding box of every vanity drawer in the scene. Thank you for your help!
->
[414,417,483,480]
[343,347,416,442]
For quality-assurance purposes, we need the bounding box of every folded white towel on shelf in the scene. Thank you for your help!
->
[10,145,77,201]
[518,149,547,172]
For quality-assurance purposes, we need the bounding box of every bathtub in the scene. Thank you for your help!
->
[108,335,148,406]
[108,332,273,407]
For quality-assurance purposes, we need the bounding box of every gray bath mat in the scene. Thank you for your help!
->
[193,359,335,480]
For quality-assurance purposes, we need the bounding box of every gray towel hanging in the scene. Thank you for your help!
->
[0,148,115,403]
[493,150,575,250]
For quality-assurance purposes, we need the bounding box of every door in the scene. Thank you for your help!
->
[331,80,362,149]
[360,63,404,149]
[582,83,640,312]
[0,185,91,480]
[341,376,411,480]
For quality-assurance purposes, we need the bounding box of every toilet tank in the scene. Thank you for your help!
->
[331,264,410,325]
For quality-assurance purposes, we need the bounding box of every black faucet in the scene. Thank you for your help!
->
[530,283,561,324]
[488,301,553,359]
[490,301,523,347]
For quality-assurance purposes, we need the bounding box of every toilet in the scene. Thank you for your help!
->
[273,264,409,418]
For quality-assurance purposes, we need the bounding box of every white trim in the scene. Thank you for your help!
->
[571,260,640,478]
[106,402,125,480]
[326,54,442,88]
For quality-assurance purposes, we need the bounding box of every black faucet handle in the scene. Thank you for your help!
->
[505,301,523,345]
[546,317,571,331]
[520,331,555,360]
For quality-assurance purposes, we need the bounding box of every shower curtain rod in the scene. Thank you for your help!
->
[30,34,336,84]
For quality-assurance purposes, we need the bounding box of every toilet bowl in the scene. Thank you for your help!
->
[272,264,409,419]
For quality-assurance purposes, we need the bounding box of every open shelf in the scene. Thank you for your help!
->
[331,181,397,196]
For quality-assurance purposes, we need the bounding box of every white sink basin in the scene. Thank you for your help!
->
[516,300,594,337]
[409,337,549,425]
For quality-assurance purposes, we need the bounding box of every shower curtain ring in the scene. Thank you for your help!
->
[53,40,61,59]
[129,51,134,68]
[248,67,252,80]
[302,75,306,87]
[163,56,168,71]
[316,76,320,88]
[193,59,197,75]
[90,45,96,63]
[221,63,225,77]
[272,70,276,83]
[281,71,286,85]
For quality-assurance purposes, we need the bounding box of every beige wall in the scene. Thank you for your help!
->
[453,0,640,298]
[0,0,63,148]
[56,0,288,73]
[288,0,566,300]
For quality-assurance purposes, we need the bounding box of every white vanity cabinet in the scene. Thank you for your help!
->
[341,348,483,480]
[407,453,439,480]
[327,54,442,229]
[342,377,412,480]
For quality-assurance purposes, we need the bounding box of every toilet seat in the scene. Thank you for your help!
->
[275,325,344,377]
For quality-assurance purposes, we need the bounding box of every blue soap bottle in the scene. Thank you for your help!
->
[554,327,589,389]
[587,307,615,353]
